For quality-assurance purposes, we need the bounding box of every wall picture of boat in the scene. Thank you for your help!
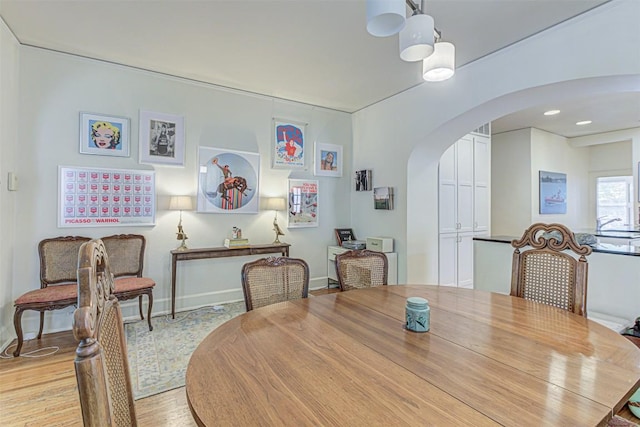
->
[539,171,567,214]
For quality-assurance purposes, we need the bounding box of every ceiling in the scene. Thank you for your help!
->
[1,0,637,138]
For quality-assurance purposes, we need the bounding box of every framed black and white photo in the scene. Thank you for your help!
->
[79,112,130,157]
[139,110,185,166]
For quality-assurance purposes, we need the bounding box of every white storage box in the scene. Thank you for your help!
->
[366,237,393,253]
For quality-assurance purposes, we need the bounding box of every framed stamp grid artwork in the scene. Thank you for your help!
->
[58,166,155,227]
[197,146,260,214]
[272,118,307,169]
[315,142,343,177]
[79,112,130,157]
[288,179,318,228]
[139,110,185,166]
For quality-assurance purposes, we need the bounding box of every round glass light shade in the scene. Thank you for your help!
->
[422,42,455,82]
[366,0,406,37]
[399,14,434,62]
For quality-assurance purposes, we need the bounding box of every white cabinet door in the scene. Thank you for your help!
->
[473,135,490,233]
[457,233,475,289]
[438,144,457,233]
[457,137,474,232]
[438,234,458,287]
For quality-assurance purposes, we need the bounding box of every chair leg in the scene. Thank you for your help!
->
[13,307,25,357]
[138,295,144,320]
[147,292,153,331]
[37,312,45,339]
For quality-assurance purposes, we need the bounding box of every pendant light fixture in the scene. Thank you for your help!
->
[399,0,434,62]
[367,0,456,82]
[422,40,455,82]
[366,0,406,37]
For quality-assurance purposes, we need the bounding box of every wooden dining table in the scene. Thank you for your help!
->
[185,285,640,426]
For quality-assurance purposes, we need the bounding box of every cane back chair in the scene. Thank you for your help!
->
[73,238,137,426]
[511,223,593,317]
[12,235,90,357]
[241,257,309,311]
[335,249,388,292]
[102,234,155,331]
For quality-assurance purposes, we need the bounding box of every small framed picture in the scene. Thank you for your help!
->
[315,143,343,177]
[272,118,307,169]
[374,187,394,210]
[79,112,130,157]
[334,228,356,246]
[139,110,185,166]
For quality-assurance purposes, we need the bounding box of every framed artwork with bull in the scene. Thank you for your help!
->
[197,146,260,214]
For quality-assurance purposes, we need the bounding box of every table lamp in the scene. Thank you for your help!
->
[263,197,286,244]
[169,195,193,251]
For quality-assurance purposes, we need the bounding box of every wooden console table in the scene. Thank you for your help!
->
[170,243,290,318]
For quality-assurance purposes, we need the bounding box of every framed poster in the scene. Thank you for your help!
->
[79,112,130,157]
[315,143,343,177]
[272,118,306,169]
[139,110,185,166]
[58,166,155,227]
[374,187,394,210]
[288,179,318,228]
[539,171,567,214]
[197,146,260,213]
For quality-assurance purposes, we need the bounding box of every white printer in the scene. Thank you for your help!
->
[366,237,393,253]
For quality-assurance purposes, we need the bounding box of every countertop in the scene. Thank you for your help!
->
[474,235,640,256]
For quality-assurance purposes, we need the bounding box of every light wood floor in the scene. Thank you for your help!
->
[2,288,638,426]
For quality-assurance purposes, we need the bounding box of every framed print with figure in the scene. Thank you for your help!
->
[139,110,185,166]
[288,179,318,228]
[314,143,342,177]
[79,112,130,157]
[197,146,260,214]
[272,118,307,169]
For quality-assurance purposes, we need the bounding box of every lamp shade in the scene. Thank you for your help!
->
[263,197,286,211]
[366,0,406,37]
[169,195,193,211]
[399,14,434,62]
[422,41,455,82]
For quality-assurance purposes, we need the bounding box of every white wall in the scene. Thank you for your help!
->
[491,129,532,235]
[529,128,590,228]
[0,18,19,348]
[7,47,352,337]
[352,0,640,284]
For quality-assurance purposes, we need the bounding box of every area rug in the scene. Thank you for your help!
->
[124,301,246,399]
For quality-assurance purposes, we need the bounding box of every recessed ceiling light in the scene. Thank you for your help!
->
[576,120,592,126]
[544,110,560,116]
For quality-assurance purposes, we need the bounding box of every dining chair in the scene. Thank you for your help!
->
[241,257,309,311]
[335,249,388,292]
[511,222,592,317]
[102,234,155,331]
[12,235,91,357]
[73,238,137,426]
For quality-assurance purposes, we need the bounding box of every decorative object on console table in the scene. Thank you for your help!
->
[197,146,260,213]
[139,110,185,166]
[272,118,307,169]
[334,228,356,246]
[262,197,287,244]
[79,112,130,157]
[288,179,318,228]
[169,195,193,251]
[374,187,394,210]
[224,238,250,248]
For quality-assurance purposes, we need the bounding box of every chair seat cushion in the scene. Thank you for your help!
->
[15,284,77,305]
[114,277,155,293]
